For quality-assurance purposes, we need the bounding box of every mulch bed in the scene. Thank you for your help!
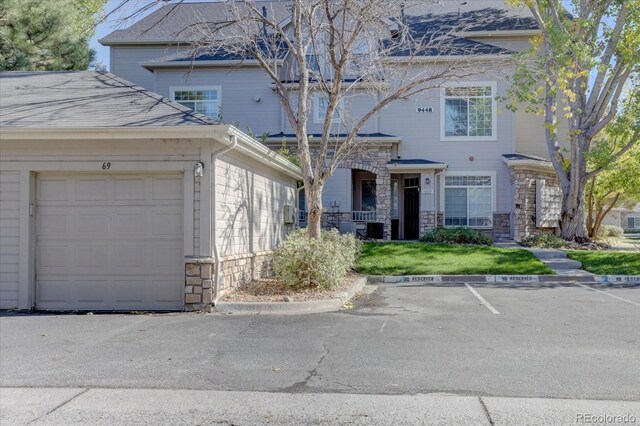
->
[219,275,361,302]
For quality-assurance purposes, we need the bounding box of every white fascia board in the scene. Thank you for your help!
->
[1,125,303,179]
[0,126,216,140]
[263,135,402,144]
[98,38,192,46]
[502,157,554,172]
[384,54,511,64]
[387,163,448,172]
[142,59,278,70]
[213,125,303,180]
[454,30,541,38]
[276,81,391,91]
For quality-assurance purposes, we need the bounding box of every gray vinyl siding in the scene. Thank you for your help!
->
[111,46,185,91]
[0,171,20,308]
[215,151,296,257]
[379,75,515,212]
[322,168,352,211]
[154,68,281,134]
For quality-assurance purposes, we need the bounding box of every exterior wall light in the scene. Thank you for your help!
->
[194,161,204,177]
[425,177,430,185]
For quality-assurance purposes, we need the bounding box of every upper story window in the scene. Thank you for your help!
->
[441,83,496,141]
[313,94,343,124]
[170,86,221,119]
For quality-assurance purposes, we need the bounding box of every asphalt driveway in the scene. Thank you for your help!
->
[1,282,640,401]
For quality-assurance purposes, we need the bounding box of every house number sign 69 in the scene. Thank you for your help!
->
[102,162,111,170]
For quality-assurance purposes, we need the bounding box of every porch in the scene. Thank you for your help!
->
[298,160,449,240]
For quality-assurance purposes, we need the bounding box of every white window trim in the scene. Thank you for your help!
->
[441,171,497,229]
[313,93,343,124]
[628,215,640,229]
[169,85,222,118]
[440,81,498,142]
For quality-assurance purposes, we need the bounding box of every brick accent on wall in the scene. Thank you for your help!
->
[184,251,273,311]
[510,168,559,241]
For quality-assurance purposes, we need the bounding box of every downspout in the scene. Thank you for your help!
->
[434,169,446,221]
[212,134,238,306]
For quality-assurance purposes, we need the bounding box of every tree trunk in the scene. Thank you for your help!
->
[559,183,589,242]
[305,183,323,239]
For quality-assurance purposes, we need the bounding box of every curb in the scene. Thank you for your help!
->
[366,275,640,285]
[213,277,367,315]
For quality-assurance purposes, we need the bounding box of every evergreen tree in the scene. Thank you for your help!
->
[0,0,105,71]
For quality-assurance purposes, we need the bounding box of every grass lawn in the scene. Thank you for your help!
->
[356,242,554,275]
[567,251,640,275]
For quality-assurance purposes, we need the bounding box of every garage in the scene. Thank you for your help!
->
[35,174,184,311]
[1,71,302,312]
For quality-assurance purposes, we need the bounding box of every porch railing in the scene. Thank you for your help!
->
[351,211,377,222]
[297,210,377,225]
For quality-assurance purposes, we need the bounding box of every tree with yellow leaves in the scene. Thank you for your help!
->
[507,0,639,241]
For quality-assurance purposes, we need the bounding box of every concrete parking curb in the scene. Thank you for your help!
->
[367,274,640,285]
[213,277,367,315]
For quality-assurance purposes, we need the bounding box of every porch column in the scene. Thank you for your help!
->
[419,170,437,236]
[376,169,392,241]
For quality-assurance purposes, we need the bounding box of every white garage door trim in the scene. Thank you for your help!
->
[36,173,184,311]
[0,171,20,309]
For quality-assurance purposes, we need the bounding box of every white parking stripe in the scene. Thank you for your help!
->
[465,283,501,314]
[577,284,640,307]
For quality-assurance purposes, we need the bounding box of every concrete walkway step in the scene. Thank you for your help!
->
[526,248,568,259]
[542,258,582,270]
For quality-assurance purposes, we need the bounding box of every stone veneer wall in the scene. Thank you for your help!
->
[492,212,512,241]
[511,168,559,241]
[184,251,273,311]
[274,142,394,240]
[419,211,437,235]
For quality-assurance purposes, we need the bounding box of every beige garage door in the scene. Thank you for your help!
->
[36,174,184,311]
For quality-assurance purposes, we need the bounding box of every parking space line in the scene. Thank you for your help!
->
[465,283,500,314]
[577,283,640,308]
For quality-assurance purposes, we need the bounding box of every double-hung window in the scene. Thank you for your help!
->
[171,86,221,119]
[628,216,640,230]
[313,94,343,124]
[444,174,494,227]
[442,83,496,140]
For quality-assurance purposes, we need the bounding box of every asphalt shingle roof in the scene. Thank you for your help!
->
[101,1,536,60]
[0,71,216,128]
[100,1,292,44]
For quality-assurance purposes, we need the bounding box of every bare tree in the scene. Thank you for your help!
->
[127,0,508,239]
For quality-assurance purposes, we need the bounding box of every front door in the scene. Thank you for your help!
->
[404,187,419,240]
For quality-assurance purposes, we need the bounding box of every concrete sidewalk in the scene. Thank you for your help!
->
[2,387,638,425]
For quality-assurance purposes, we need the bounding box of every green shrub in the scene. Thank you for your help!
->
[519,233,567,248]
[419,227,493,246]
[597,225,624,239]
[273,228,362,290]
